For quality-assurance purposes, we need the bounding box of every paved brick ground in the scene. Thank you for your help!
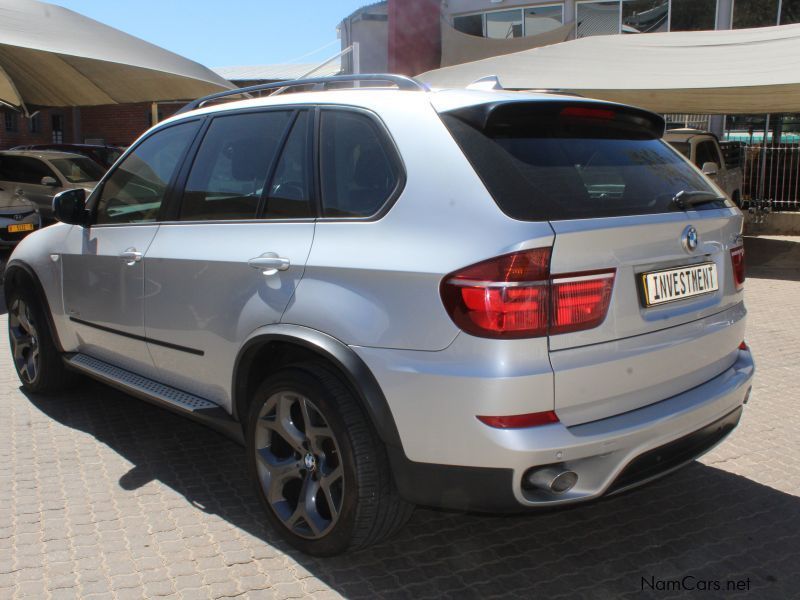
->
[1,236,799,599]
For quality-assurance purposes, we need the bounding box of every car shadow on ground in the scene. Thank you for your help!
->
[744,236,800,282]
[24,382,798,599]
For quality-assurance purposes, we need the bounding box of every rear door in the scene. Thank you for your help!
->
[143,108,316,408]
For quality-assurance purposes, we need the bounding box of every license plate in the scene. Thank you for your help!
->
[7,223,34,233]
[641,262,718,307]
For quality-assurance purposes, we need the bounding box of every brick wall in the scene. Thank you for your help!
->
[0,107,74,150]
[388,0,441,76]
[78,102,184,147]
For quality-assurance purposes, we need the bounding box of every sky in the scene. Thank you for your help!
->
[51,0,371,68]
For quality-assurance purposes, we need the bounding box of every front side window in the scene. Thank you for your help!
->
[694,141,720,168]
[95,120,200,225]
[50,157,105,184]
[453,13,483,36]
[179,111,292,221]
[320,110,400,218]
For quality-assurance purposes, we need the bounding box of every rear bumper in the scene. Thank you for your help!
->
[386,347,754,510]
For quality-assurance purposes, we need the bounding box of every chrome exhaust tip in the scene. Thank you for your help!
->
[524,466,578,494]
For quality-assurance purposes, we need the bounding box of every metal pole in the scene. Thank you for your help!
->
[150,102,159,126]
[352,42,360,75]
[757,113,770,208]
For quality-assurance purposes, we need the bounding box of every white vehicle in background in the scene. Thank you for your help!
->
[664,129,744,207]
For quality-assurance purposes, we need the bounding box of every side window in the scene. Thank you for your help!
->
[0,156,24,182]
[320,110,400,218]
[19,157,58,184]
[95,120,200,225]
[179,111,293,221]
[694,141,718,169]
[264,111,314,219]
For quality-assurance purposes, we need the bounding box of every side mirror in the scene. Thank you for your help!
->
[701,162,719,177]
[41,176,59,187]
[53,188,88,225]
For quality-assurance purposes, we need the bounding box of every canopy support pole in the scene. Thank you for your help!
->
[758,113,771,207]
[151,102,159,126]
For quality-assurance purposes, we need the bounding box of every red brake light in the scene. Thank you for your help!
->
[441,249,550,338]
[550,271,616,335]
[730,245,745,290]
[441,249,616,339]
[559,106,616,121]
[477,411,559,429]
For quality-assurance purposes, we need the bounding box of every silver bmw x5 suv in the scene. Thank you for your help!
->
[5,75,754,556]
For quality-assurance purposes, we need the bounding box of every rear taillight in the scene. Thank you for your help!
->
[730,245,745,290]
[550,271,616,335]
[441,249,616,339]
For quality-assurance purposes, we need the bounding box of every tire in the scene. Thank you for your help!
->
[7,284,79,393]
[246,363,414,555]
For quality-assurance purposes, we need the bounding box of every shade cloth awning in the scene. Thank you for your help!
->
[0,0,234,112]
[419,23,800,114]
[441,18,573,68]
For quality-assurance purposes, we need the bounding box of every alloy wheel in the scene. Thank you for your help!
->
[9,298,40,384]
[254,391,344,539]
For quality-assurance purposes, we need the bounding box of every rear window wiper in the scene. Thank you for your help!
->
[671,190,725,210]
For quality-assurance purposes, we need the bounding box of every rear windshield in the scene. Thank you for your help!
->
[441,102,729,221]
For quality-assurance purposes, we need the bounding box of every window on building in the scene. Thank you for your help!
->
[180,110,293,221]
[732,0,780,29]
[96,120,200,224]
[622,0,669,33]
[453,5,564,38]
[320,110,400,218]
[4,111,18,132]
[453,13,483,36]
[52,114,64,144]
[486,9,524,39]
[524,5,565,35]
[28,113,41,134]
[577,1,622,37]
[780,0,800,24]
[670,0,717,31]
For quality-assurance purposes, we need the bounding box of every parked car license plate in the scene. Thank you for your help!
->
[7,223,34,233]
[641,262,718,307]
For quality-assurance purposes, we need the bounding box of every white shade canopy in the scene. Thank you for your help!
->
[419,24,800,114]
[0,0,234,113]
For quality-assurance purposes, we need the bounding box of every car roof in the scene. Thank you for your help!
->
[159,87,632,126]
[0,149,89,160]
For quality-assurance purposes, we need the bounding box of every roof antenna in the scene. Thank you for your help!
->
[466,75,504,91]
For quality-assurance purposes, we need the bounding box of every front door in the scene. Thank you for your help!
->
[143,109,316,409]
[61,119,202,376]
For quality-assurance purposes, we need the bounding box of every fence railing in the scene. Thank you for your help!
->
[739,144,800,212]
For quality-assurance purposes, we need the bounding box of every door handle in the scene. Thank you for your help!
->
[248,253,290,275]
[119,248,143,266]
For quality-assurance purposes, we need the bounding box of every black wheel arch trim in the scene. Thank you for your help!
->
[233,324,404,449]
[4,260,65,352]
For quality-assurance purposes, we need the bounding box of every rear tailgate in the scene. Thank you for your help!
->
[438,97,746,425]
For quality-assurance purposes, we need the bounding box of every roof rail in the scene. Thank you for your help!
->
[176,74,427,115]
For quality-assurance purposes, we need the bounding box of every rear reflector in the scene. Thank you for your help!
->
[441,249,616,339]
[730,245,745,290]
[477,411,559,429]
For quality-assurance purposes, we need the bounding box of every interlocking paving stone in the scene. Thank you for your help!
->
[1,236,799,599]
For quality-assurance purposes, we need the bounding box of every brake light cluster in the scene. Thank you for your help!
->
[441,248,615,339]
[730,245,745,290]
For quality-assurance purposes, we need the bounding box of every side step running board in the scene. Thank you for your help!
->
[66,353,244,444]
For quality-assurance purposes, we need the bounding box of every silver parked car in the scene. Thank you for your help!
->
[4,75,754,556]
[0,150,104,220]
[0,185,41,247]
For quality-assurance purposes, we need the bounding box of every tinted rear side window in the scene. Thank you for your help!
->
[320,110,400,218]
[441,102,727,221]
